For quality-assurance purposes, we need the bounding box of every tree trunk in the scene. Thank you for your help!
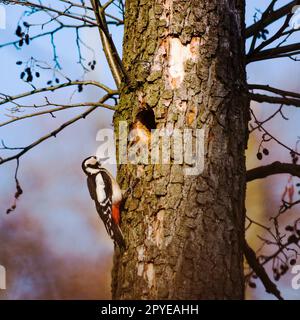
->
[112,0,249,299]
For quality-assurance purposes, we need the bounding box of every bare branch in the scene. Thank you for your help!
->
[6,158,23,214]
[0,91,117,165]
[0,80,112,106]
[249,84,300,100]
[247,162,300,182]
[0,101,115,128]
[279,199,300,214]
[90,0,126,88]
[249,15,292,55]
[250,106,300,162]
[258,232,300,270]
[246,1,299,38]
[105,13,124,25]
[58,0,123,24]
[249,84,300,108]
[249,104,286,133]
[250,92,300,107]
[248,43,300,63]
[244,240,283,300]
[59,0,93,11]
[6,0,98,25]
[248,1,278,54]
[0,24,96,49]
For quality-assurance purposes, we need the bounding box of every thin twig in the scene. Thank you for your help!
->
[0,91,117,165]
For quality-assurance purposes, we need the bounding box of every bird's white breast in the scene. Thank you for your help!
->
[111,178,122,204]
[95,174,106,203]
[105,170,122,204]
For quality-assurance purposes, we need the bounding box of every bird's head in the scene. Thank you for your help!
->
[82,156,101,175]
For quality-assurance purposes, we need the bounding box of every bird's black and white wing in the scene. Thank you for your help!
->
[87,172,125,248]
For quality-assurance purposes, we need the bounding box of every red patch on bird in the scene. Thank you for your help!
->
[112,203,120,225]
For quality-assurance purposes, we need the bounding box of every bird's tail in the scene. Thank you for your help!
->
[112,223,126,249]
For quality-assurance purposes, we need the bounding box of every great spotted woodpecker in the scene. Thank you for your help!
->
[82,156,125,248]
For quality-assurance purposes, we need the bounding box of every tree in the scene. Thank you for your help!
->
[0,0,300,300]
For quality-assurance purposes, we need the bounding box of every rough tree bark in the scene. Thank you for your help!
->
[113,0,249,299]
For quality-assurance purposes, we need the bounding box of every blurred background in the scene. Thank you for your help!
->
[0,1,299,300]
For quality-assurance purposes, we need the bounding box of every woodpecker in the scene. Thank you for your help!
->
[82,156,125,249]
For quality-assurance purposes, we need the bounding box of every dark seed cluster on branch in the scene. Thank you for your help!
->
[15,23,30,47]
